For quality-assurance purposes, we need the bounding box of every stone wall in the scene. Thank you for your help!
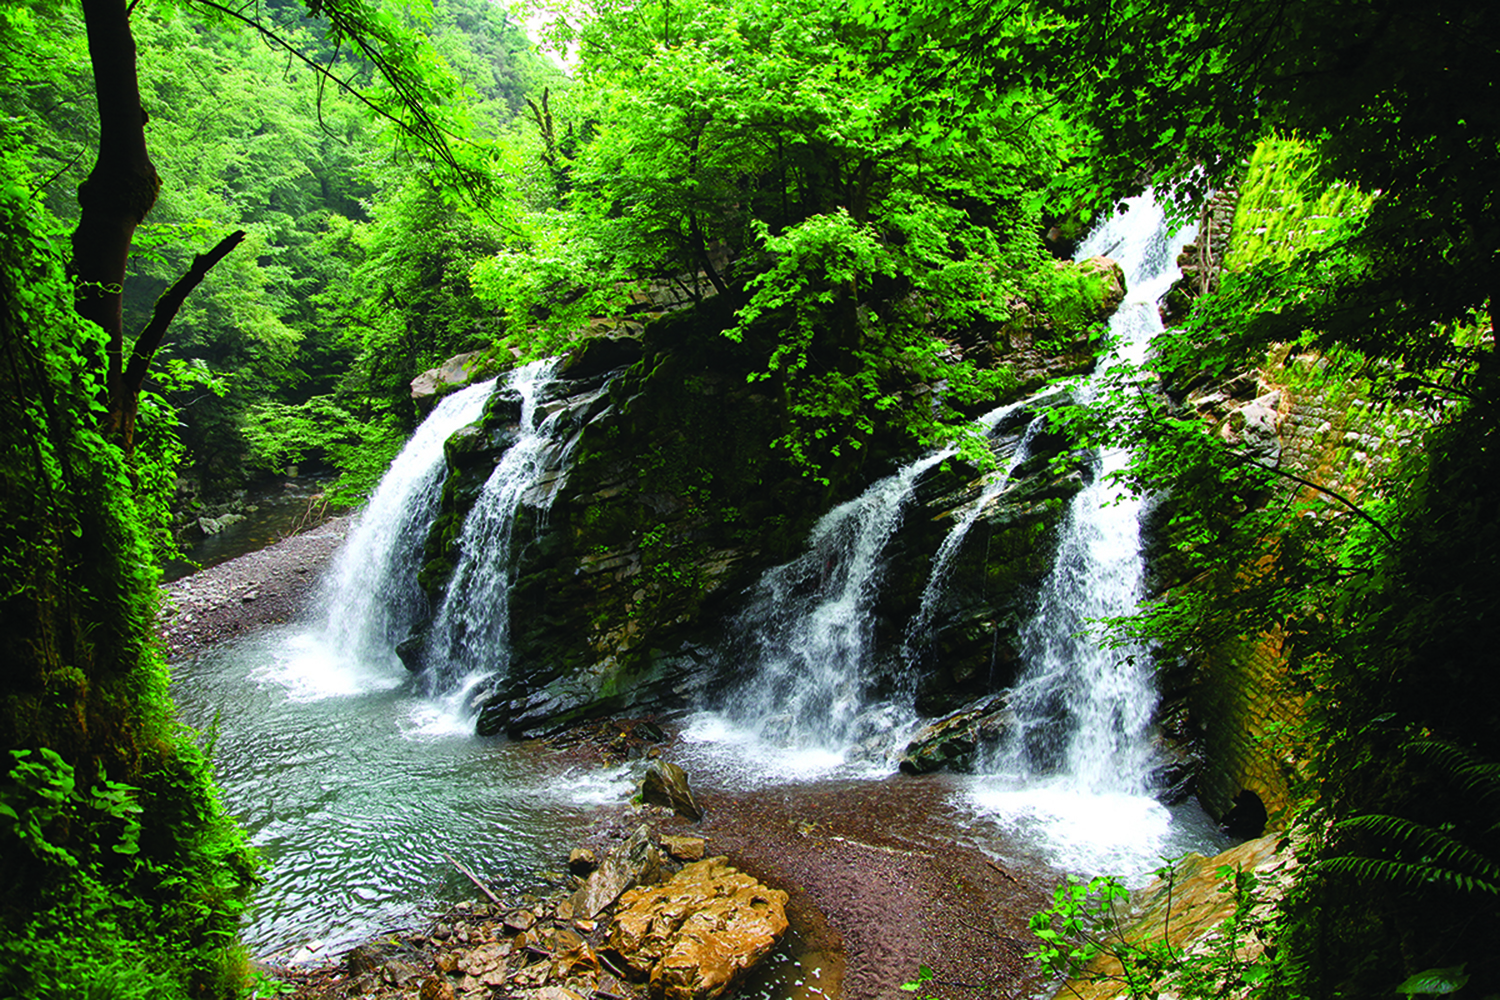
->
[1186,349,1431,824]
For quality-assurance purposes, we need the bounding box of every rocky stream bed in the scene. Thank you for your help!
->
[158,525,1063,1000]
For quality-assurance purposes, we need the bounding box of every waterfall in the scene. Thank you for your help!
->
[959,195,1202,877]
[420,359,597,695]
[319,378,497,668]
[986,194,1192,795]
[718,451,950,755]
[903,403,1045,662]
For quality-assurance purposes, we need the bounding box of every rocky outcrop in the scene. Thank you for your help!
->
[392,272,1116,737]
[641,761,703,822]
[608,857,790,1000]
[411,351,495,412]
[899,693,1014,774]
[1077,255,1128,317]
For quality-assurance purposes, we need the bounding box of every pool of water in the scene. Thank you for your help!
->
[172,625,1229,962]
[170,624,634,958]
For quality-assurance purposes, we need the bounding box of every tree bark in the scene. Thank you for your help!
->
[73,0,159,442]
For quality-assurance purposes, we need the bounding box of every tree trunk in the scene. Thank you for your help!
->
[73,0,159,443]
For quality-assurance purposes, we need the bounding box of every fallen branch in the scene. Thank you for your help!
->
[598,951,634,981]
[443,852,502,905]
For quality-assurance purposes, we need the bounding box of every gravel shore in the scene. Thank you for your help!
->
[156,516,351,660]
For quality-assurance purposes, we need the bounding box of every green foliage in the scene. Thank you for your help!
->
[2,142,255,999]
[1396,965,1470,997]
[475,0,1084,481]
[1027,861,1278,999]
[1225,137,1374,272]
[240,394,407,504]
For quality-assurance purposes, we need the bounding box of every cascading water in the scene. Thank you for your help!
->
[318,378,497,672]
[714,451,950,762]
[691,400,1043,780]
[903,404,1045,660]
[165,197,1226,963]
[964,194,1214,876]
[418,358,606,698]
[176,364,639,958]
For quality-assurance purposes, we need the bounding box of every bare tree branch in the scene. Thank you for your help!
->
[124,229,246,396]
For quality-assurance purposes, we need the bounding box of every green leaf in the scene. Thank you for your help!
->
[1396,966,1469,996]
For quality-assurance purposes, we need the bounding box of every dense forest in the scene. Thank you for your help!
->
[2,0,1497,996]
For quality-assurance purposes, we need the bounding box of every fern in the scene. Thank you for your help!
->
[1320,741,1500,900]
[1406,742,1500,804]
[1331,814,1500,884]
[1321,855,1500,897]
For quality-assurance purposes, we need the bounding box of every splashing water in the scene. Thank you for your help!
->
[711,451,952,763]
[419,359,583,698]
[964,194,1207,877]
[317,378,497,670]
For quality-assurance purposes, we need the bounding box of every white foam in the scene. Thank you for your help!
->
[544,765,636,806]
[250,632,404,703]
[964,777,1175,881]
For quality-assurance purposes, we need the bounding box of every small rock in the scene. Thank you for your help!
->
[241,591,258,603]
[434,923,452,940]
[420,975,457,1000]
[660,835,707,862]
[568,847,598,876]
[533,987,587,1000]
[382,959,423,985]
[346,944,383,974]
[641,760,703,821]
[503,909,536,934]
[570,824,662,919]
[634,720,667,742]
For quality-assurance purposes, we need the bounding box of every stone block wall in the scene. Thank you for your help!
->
[1189,351,1431,825]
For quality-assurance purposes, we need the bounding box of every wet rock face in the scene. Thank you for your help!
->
[899,693,1015,774]
[873,420,1090,718]
[608,856,790,1000]
[641,761,703,822]
[571,824,664,920]
[414,297,1101,737]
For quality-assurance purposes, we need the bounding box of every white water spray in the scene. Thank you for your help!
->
[318,379,497,669]
[966,194,1201,876]
[718,451,950,756]
[421,359,600,696]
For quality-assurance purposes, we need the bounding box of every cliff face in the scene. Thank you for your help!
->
[397,269,1113,738]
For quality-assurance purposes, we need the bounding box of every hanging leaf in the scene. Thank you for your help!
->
[1396,965,1470,996]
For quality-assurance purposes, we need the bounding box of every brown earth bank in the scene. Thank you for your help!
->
[156,531,1063,1000]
